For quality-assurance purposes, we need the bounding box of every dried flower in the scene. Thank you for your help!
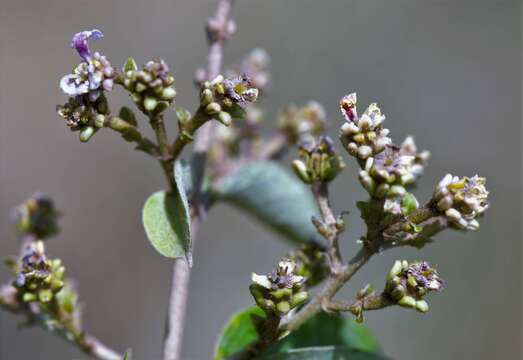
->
[339,93,392,159]
[433,174,489,230]
[12,241,65,304]
[292,136,345,184]
[385,260,443,313]
[250,259,308,316]
[199,75,258,125]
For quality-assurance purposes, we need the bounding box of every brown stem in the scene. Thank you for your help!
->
[149,113,176,192]
[162,2,236,360]
[311,182,345,273]
[326,292,394,312]
[281,247,374,333]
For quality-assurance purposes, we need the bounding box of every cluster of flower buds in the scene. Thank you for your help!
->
[339,93,392,160]
[278,101,327,144]
[285,244,329,287]
[60,30,115,102]
[14,193,60,240]
[358,138,429,214]
[432,174,489,230]
[225,48,271,94]
[122,58,176,114]
[250,259,308,316]
[385,260,443,313]
[12,241,65,305]
[57,93,109,142]
[199,75,259,126]
[292,136,345,184]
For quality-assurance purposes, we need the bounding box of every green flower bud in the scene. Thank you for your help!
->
[415,300,429,313]
[398,295,416,308]
[276,301,291,315]
[205,102,222,115]
[144,97,158,112]
[217,111,232,126]
[79,126,96,142]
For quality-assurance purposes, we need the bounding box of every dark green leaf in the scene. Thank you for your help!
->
[214,306,265,360]
[268,312,380,355]
[258,346,390,360]
[213,161,321,244]
[119,106,138,126]
[142,162,191,262]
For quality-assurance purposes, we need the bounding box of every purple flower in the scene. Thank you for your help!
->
[71,29,103,61]
[60,29,114,99]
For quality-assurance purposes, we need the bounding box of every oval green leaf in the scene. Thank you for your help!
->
[214,306,265,360]
[142,162,191,261]
[269,312,381,354]
[213,161,320,244]
[258,346,390,360]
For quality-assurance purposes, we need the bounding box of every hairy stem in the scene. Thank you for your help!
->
[162,2,236,360]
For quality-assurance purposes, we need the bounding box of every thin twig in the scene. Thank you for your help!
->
[162,2,236,360]
[0,286,122,360]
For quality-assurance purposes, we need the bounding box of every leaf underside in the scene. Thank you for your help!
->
[142,162,192,262]
[213,161,321,245]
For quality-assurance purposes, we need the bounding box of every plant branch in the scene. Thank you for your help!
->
[162,2,236,360]
[325,292,394,313]
[311,182,345,273]
[105,116,159,157]
[0,286,122,360]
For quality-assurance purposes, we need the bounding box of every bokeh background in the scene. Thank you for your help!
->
[0,0,521,359]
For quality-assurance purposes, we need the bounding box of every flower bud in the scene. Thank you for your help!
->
[432,174,489,230]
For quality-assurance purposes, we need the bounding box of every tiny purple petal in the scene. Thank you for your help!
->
[71,29,104,61]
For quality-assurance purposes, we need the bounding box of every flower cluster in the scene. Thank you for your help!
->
[250,260,308,316]
[122,58,176,114]
[278,101,328,144]
[358,139,429,214]
[292,136,345,184]
[59,30,115,101]
[385,260,443,313]
[12,241,65,305]
[432,174,489,230]
[200,75,259,126]
[57,94,109,142]
[339,93,391,160]
[14,193,60,240]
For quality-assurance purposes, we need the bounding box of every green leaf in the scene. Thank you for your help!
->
[213,161,320,244]
[124,57,138,72]
[400,193,419,216]
[142,162,192,262]
[119,106,138,126]
[214,306,265,360]
[258,346,390,360]
[269,312,380,354]
[175,106,192,124]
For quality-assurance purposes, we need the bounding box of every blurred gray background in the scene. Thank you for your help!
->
[0,0,521,359]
